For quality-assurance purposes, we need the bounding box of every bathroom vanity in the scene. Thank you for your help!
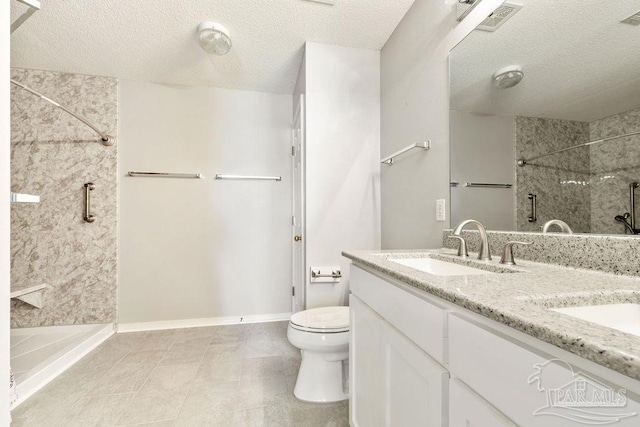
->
[345,249,640,426]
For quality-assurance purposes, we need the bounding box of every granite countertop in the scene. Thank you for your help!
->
[342,249,640,381]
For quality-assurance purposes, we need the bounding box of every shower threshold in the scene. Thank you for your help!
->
[10,323,114,408]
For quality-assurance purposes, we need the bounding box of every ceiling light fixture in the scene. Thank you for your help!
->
[197,22,232,55]
[492,65,524,89]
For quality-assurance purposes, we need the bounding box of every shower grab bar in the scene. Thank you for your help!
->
[215,174,282,182]
[381,141,430,165]
[128,172,203,179]
[630,182,639,231]
[311,269,342,279]
[528,193,537,223]
[10,79,114,146]
[517,130,640,167]
[464,182,512,188]
[83,183,96,223]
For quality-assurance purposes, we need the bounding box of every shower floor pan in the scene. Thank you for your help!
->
[10,323,114,408]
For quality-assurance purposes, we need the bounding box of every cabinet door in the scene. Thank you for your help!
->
[350,295,382,427]
[380,321,449,427]
[449,379,517,427]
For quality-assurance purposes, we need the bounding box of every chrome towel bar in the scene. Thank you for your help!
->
[128,172,203,179]
[215,174,281,182]
[381,141,430,165]
[464,182,512,188]
[83,182,96,223]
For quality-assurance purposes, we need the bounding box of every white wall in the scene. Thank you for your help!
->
[380,0,505,249]
[1,1,11,423]
[118,81,293,324]
[304,42,381,308]
[450,111,516,230]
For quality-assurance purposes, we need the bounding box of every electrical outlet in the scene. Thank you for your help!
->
[436,199,446,222]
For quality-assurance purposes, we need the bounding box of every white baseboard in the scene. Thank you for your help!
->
[12,323,115,409]
[117,312,293,333]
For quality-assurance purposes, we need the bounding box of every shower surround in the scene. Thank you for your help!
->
[10,69,118,327]
[515,107,640,235]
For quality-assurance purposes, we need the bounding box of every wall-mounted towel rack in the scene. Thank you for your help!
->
[128,172,203,179]
[464,182,512,188]
[381,141,430,165]
[215,174,281,182]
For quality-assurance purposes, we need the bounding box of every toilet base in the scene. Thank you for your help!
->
[294,350,349,403]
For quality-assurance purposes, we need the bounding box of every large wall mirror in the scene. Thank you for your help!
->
[450,0,640,236]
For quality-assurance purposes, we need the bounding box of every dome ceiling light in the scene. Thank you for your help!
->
[197,22,232,55]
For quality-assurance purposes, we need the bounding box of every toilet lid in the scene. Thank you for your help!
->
[290,306,349,332]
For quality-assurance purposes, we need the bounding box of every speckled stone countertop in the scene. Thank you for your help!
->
[342,249,640,381]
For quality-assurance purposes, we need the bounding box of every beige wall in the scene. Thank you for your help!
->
[380,0,504,249]
[10,69,118,327]
[118,81,293,325]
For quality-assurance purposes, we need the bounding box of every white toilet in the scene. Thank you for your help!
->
[287,305,350,402]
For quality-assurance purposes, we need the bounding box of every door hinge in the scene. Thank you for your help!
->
[292,287,295,296]
[291,146,295,156]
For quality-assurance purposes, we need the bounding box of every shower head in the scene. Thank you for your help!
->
[615,213,635,234]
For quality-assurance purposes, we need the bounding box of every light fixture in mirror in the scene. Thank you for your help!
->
[449,0,640,236]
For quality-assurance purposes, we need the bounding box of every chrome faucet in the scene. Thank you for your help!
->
[541,219,573,234]
[452,219,491,261]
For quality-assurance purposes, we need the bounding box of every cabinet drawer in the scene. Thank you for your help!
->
[449,314,640,426]
[449,379,516,427]
[350,265,446,363]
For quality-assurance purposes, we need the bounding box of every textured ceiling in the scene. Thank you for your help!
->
[451,0,640,122]
[10,0,415,94]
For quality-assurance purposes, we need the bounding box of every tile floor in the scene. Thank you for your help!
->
[11,321,349,426]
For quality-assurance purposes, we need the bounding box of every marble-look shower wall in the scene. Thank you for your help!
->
[10,69,118,327]
[515,117,591,233]
[590,107,640,235]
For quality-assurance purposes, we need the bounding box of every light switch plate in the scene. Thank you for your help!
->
[436,199,446,222]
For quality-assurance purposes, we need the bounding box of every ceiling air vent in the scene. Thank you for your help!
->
[476,2,522,32]
[621,10,640,26]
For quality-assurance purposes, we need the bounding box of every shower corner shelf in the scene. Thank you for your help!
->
[10,192,40,204]
[10,283,47,309]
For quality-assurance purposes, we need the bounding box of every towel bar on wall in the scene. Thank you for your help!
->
[127,172,203,179]
[215,174,282,182]
[381,141,430,165]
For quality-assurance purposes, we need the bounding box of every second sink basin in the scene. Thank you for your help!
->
[388,257,493,276]
[552,303,640,337]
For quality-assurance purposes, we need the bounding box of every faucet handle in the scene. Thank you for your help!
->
[500,241,532,265]
[448,235,469,257]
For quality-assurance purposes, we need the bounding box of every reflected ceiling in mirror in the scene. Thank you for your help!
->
[449,0,640,237]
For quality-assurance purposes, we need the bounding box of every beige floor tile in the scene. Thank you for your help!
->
[54,392,135,426]
[11,322,348,426]
[115,363,199,426]
[87,350,166,396]
[160,337,210,365]
[172,326,218,343]
[196,355,242,383]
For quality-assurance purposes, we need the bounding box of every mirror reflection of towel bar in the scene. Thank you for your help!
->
[464,182,512,188]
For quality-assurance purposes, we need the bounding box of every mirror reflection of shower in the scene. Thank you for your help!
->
[615,182,640,235]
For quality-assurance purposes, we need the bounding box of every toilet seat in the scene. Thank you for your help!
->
[289,306,349,333]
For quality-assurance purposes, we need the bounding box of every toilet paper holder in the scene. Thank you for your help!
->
[311,269,342,279]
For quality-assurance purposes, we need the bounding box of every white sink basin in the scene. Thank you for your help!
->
[388,257,492,276]
[552,304,640,337]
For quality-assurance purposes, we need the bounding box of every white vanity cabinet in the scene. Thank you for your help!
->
[349,263,640,427]
[350,266,449,426]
